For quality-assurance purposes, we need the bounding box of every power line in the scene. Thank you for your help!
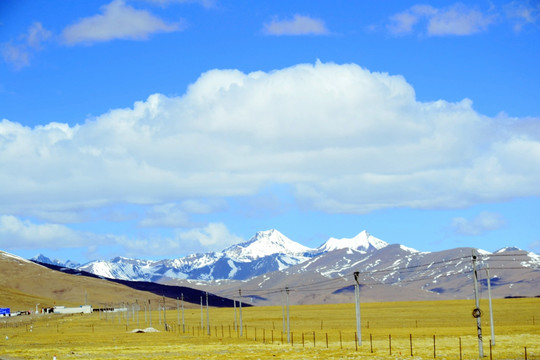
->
[212,252,538,298]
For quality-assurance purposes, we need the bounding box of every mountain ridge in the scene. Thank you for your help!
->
[33,229,387,281]
[26,229,540,304]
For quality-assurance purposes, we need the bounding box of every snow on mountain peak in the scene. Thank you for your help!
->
[317,230,388,253]
[224,229,312,261]
[32,254,80,268]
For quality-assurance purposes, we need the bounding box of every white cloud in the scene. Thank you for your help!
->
[143,0,216,8]
[504,1,540,32]
[263,15,329,35]
[2,43,30,69]
[2,22,51,69]
[61,0,181,45]
[451,211,506,236]
[388,5,436,35]
[176,222,242,250]
[428,4,496,35]
[25,22,52,49]
[106,222,241,257]
[139,199,224,227]
[1,62,540,218]
[139,203,193,227]
[0,215,113,250]
[388,3,496,36]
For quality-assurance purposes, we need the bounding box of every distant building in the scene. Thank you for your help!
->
[51,305,93,314]
[0,308,10,316]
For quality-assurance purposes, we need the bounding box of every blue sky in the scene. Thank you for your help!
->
[1,0,539,263]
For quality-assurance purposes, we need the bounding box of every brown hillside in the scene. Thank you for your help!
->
[0,251,195,311]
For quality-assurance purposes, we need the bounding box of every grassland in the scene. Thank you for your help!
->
[1,298,538,359]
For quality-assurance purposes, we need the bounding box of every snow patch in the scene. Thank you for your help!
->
[317,230,388,253]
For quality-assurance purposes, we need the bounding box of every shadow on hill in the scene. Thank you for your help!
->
[332,284,364,294]
[32,261,245,308]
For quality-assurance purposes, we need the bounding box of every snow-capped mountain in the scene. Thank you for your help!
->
[316,230,388,253]
[78,257,160,281]
[62,229,314,282]
[27,230,540,304]
[173,245,540,305]
[223,229,312,261]
[32,254,80,269]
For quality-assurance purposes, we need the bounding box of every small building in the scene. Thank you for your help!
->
[53,305,93,314]
[0,308,11,316]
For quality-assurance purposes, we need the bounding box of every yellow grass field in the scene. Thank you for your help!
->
[1,298,538,359]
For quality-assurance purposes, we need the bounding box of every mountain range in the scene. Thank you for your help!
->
[31,229,540,304]
[33,229,387,282]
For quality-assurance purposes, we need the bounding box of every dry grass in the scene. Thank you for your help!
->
[1,297,539,359]
[0,254,198,311]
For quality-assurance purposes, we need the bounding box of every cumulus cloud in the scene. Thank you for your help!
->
[0,215,114,250]
[1,62,539,219]
[0,214,238,257]
[451,211,506,236]
[263,15,329,35]
[388,3,496,36]
[61,0,181,45]
[2,22,51,69]
[108,222,241,257]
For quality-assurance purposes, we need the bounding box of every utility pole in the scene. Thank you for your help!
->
[472,250,484,358]
[281,289,285,335]
[177,297,180,327]
[181,293,185,333]
[136,300,139,326]
[233,298,237,332]
[200,296,203,329]
[148,299,152,328]
[206,292,210,335]
[286,287,290,344]
[239,289,243,336]
[163,295,167,331]
[486,265,495,346]
[354,271,362,347]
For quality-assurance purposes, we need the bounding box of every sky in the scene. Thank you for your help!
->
[1,0,539,264]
